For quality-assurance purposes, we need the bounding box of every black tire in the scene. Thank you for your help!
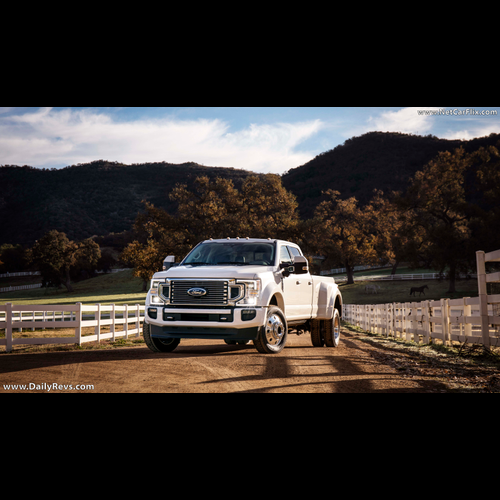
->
[324,308,341,347]
[310,318,325,347]
[143,322,181,353]
[254,306,288,354]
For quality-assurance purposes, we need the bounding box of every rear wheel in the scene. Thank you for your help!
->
[310,309,341,347]
[310,319,324,347]
[143,322,181,353]
[324,309,341,347]
[254,306,287,354]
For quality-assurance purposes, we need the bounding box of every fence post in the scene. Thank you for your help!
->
[422,300,430,344]
[387,303,392,337]
[124,304,129,340]
[136,304,141,337]
[476,250,490,348]
[75,303,82,346]
[440,298,450,346]
[404,302,410,341]
[5,302,13,353]
[111,304,116,342]
[411,302,419,343]
[463,297,472,341]
[96,303,101,343]
[393,303,398,338]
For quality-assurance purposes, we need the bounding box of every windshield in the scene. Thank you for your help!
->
[182,242,275,266]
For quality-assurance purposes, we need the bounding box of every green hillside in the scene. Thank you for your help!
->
[0,270,146,306]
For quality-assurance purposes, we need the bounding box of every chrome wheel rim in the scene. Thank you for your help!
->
[265,313,285,345]
[334,315,340,342]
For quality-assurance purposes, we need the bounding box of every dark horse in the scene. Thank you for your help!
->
[410,284,429,296]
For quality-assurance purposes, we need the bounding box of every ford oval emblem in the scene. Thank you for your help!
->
[187,287,207,297]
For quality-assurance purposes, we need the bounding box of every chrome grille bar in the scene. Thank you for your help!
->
[170,280,229,306]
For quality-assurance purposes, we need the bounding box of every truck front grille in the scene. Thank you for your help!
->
[170,280,229,306]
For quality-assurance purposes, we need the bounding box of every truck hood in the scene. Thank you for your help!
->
[152,265,275,280]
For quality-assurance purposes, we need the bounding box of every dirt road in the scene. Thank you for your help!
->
[2,325,455,393]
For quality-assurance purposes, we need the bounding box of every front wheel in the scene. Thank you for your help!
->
[143,322,181,353]
[254,306,288,354]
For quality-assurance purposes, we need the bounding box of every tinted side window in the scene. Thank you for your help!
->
[279,245,292,265]
[287,246,301,259]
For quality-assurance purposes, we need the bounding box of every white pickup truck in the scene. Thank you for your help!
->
[143,238,342,354]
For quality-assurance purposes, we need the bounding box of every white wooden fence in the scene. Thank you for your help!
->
[0,283,43,293]
[336,273,443,282]
[343,249,500,348]
[0,303,145,352]
[0,271,40,278]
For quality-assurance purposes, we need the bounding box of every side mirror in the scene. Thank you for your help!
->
[292,256,309,275]
[279,262,294,278]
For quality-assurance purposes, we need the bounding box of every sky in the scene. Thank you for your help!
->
[1,106,499,174]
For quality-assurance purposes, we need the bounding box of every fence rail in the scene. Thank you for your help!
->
[343,249,500,348]
[0,271,40,279]
[0,283,43,293]
[336,273,444,282]
[0,302,145,352]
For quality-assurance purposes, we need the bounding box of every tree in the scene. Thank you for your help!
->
[365,190,427,275]
[121,174,301,284]
[169,176,243,243]
[0,244,28,273]
[396,147,474,293]
[121,202,189,290]
[239,174,301,240]
[469,143,500,254]
[28,230,101,292]
[309,190,377,284]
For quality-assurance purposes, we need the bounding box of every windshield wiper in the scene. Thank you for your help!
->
[184,262,213,266]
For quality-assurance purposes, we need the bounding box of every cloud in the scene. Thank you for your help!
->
[344,107,442,138]
[0,107,324,174]
[442,121,500,141]
[368,107,441,133]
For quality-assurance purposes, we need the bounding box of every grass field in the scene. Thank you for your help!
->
[338,277,479,305]
[0,270,146,306]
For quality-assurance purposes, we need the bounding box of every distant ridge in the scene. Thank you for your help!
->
[2,131,499,246]
[281,131,500,218]
[0,160,256,246]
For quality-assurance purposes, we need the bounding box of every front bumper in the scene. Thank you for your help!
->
[145,306,266,341]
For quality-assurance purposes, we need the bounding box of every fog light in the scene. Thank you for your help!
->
[241,309,256,321]
[148,308,158,319]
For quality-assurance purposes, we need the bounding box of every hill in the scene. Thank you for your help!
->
[0,160,256,246]
[281,131,500,218]
[2,131,499,247]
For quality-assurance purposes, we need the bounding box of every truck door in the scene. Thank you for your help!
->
[280,245,313,321]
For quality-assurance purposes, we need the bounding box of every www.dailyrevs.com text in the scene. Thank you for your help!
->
[3,383,94,392]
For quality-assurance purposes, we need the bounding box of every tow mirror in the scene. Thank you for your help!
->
[292,256,309,275]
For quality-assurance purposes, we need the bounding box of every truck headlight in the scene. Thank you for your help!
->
[236,279,261,306]
[149,279,169,304]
